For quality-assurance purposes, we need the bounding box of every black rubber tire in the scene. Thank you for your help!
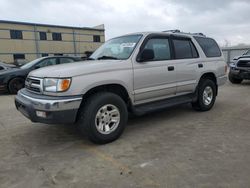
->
[228,71,243,84]
[8,77,25,94]
[77,92,128,144]
[192,79,217,111]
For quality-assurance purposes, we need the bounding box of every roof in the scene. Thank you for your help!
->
[0,20,105,31]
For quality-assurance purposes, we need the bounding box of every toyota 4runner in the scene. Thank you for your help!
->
[15,31,227,144]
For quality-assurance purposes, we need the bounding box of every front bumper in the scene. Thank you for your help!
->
[230,68,250,79]
[0,84,7,93]
[15,88,82,124]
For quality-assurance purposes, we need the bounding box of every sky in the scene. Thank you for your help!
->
[0,0,250,46]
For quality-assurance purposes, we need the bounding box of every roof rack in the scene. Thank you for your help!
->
[162,29,180,33]
[163,30,206,37]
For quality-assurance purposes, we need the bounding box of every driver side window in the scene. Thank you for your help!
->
[37,58,57,68]
[144,38,171,61]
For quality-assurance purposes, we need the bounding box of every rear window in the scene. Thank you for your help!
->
[194,37,221,57]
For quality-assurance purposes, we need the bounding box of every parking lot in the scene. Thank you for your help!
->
[0,81,249,188]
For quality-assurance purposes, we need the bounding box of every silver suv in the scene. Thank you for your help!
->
[15,31,227,144]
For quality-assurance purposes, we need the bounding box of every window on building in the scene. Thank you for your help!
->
[52,33,62,41]
[143,38,171,61]
[41,53,49,57]
[173,39,198,59]
[10,30,23,39]
[194,37,221,57]
[93,35,101,42]
[13,54,25,60]
[39,32,47,40]
[54,53,63,56]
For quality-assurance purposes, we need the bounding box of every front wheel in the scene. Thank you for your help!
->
[228,71,243,84]
[192,79,217,111]
[77,92,128,144]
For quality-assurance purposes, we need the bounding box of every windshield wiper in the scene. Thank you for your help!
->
[97,56,118,60]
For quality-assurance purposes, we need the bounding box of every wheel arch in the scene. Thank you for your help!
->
[197,72,218,95]
[80,83,133,109]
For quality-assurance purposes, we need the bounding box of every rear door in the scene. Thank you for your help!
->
[171,36,200,95]
[133,35,177,103]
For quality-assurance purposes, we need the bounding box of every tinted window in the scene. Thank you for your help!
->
[37,58,57,68]
[39,32,47,40]
[194,37,221,57]
[52,33,62,41]
[93,35,101,42]
[10,30,23,39]
[144,38,171,61]
[59,58,74,64]
[190,42,199,58]
[13,54,25,60]
[173,39,195,59]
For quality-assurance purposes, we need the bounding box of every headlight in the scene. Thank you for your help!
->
[43,78,71,92]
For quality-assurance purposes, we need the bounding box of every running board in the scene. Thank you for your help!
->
[131,94,194,116]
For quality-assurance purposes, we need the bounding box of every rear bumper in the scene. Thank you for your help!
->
[217,75,227,86]
[15,88,82,124]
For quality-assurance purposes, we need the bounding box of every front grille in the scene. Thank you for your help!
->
[237,60,250,68]
[25,77,43,93]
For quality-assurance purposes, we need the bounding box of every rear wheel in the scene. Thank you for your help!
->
[192,79,216,111]
[77,92,128,144]
[229,71,243,84]
[8,77,25,94]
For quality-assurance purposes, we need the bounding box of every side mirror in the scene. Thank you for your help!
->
[138,49,155,62]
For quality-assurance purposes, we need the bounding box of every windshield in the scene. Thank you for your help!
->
[90,35,142,60]
[20,57,44,69]
[244,50,250,55]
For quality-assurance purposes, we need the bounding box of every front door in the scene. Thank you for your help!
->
[133,36,177,104]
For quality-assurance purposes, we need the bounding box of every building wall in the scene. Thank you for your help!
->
[221,46,250,64]
[0,22,105,63]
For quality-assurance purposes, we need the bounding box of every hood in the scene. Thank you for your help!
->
[29,60,128,78]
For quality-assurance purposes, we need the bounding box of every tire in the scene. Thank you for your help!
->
[77,92,128,144]
[192,79,217,111]
[228,72,243,84]
[8,77,25,94]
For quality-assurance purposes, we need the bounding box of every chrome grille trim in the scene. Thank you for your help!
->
[25,77,43,93]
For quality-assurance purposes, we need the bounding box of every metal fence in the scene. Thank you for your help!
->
[221,46,250,64]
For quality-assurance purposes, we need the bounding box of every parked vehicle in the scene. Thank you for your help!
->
[0,62,16,71]
[15,31,227,144]
[232,49,250,62]
[229,57,250,84]
[0,56,81,94]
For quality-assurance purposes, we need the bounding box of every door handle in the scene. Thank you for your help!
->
[198,63,203,68]
[168,66,175,71]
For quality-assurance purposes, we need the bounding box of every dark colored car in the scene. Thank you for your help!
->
[229,50,250,84]
[0,56,81,94]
